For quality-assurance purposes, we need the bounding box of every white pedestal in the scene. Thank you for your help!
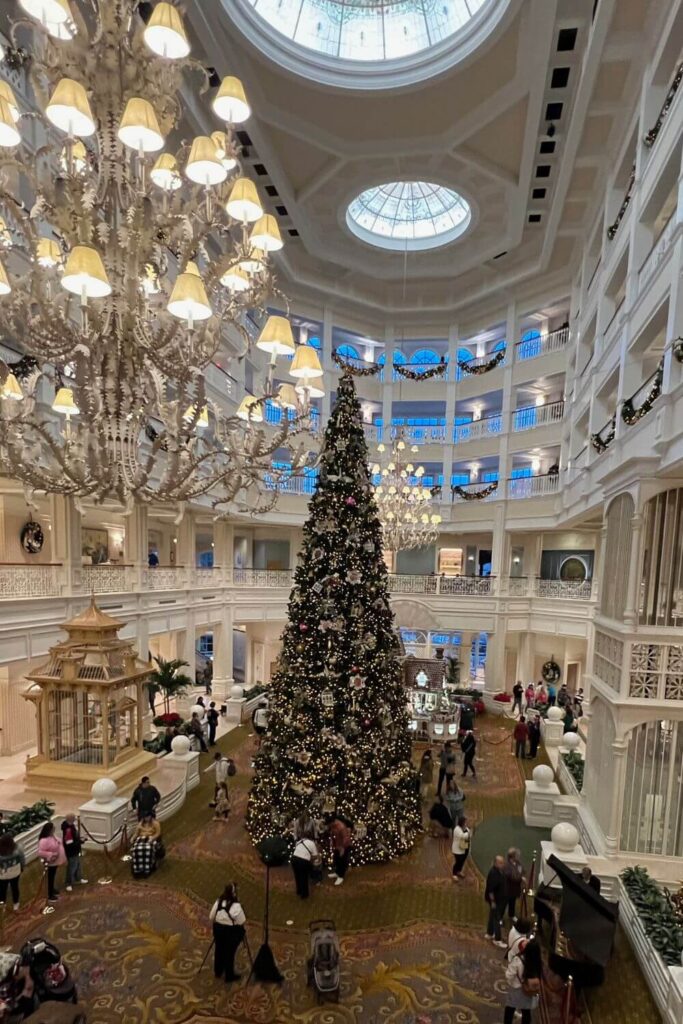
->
[539,839,588,888]
[165,750,200,791]
[211,676,233,703]
[78,795,130,851]
[541,719,565,747]
[225,697,247,724]
[524,780,561,828]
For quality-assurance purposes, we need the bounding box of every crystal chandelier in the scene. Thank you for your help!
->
[371,435,441,552]
[0,0,319,511]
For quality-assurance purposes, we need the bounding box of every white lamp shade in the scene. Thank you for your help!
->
[167,260,212,322]
[0,82,19,123]
[185,135,227,185]
[277,383,299,410]
[151,153,181,191]
[52,386,79,416]
[296,380,325,400]
[19,0,70,24]
[220,265,251,293]
[212,76,251,124]
[0,259,10,295]
[256,315,296,357]
[1,372,23,401]
[46,78,95,137]
[60,139,87,174]
[0,217,11,248]
[61,244,111,298]
[236,395,263,422]
[250,214,283,253]
[144,2,190,59]
[36,238,61,267]
[118,97,164,153]
[225,177,263,223]
[210,130,237,171]
[183,404,209,428]
[0,98,21,147]
[239,247,266,274]
[289,345,324,380]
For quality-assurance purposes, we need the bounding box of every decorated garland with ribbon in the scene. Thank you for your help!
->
[541,659,561,684]
[394,358,447,381]
[644,61,683,147]
[332,349,381,376]
[621,363,663,426]
[457,350,505,376]
[451,481,498,502]
[591,414,616,454]
[607,164,636,240]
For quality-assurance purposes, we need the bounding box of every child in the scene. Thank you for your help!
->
[213,782,231,820]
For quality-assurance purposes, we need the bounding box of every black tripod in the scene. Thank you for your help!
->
[198,930,254,977]
[248,837,289,984]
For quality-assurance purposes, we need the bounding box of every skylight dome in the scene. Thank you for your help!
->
[346,181,471,251]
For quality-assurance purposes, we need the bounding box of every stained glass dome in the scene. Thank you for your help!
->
[242,0,493,62]
[346,181,472,251]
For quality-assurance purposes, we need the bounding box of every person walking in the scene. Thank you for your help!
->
[213,783,231,821]
[328,818,353,886]
[61,814,88,892]
[38,822,66,903]
[291,831,320,899]
[190,712,209,753]
[418,749,434,806]
[503,937,543,1024]
[563,705,575,734]
[513,716,529,759]
[461,730,477,777]
[131,776,161,820]
[436,741,454,796]
[0,833,25,911]
[451,816,471,881]
[207,702,219,746]
[444,779,465,826]
[527,715,541,759]
[512,681,524,716]
[503,847,525,922]
[206,751,232,807]
[209,882,246,982]
[484,854,508,946]
[524,683,535,711]
[252,699,269,749]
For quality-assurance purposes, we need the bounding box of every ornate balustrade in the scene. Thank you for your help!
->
[387,573,438,595]
[637,212,678,294]
[191,567,226,588]
[515,327,569,361]
[141,566,188,591]
[534,578,593,600]
[512,400,564,432]
[439,575,493,595]
[233,568,294,588]
[453,413,502,443]
[0,563,62,598]
[75,564,135,594]
[507,474,560,500]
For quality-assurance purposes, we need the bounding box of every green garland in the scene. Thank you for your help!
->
[621,363,663,425]
[591,414,616,454]
[673,337,683,364]
[644,61,683,147]
[394,359,447,381]
[607,164,635,240]
[451,481,498,501]
[332,349,381,376]
[457,350,505,375]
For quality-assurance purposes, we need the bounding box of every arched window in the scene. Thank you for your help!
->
[308,335,321,350]
[518,329,541,360]
[410,348,440,365]
[455,346,474,380]
[336,343,360,361]
[393,350,407,365]
[493,338,506,352]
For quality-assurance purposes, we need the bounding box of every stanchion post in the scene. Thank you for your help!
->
[564,975,574,1024]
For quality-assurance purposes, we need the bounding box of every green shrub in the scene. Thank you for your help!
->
[621,865,683,966]
[561,751,584,790]
[3,799,55,837]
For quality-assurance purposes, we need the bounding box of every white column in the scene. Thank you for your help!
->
[126,504,147,589]
[624,512,644,625]
[443,322,459,489]
[604,738,629,854]
[213,605,234,700]
[321,305,333,423]
[50,494,81,595]
[176,510,195,573]
[485,627,506,693]
[515,632,534,684]
[214,520,234,583]
[498,301,517,490]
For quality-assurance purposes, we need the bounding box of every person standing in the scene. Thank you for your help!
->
[38,822,66,903]
[190,712,209,753]
[291,831,319,899]
[484,854,508,946]
[461,730,477,777]
[512,681,524,716]
[209,882,246,982]
[503,847,525,922]
[557,683,569,709]
[563,706,575,734]
[524,683,535,711]
[328,818,353,886]
[206,702,219,746]
[206,751,231,807]
[0,833,25,911]
[418,750,434,813]
[503,937,543,1024]
[513,717,529,759]
[444,779,465,826]
[61,814,88,892]
[213,783,231,821]
[437,742,452,796]
[547,682,557,707]
[131,776,161,820]
[451,816,471,881]
[527,715,541,759]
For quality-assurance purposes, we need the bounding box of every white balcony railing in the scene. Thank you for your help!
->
[534,578,594,600]
[76,564,135,594]
[387,573,493,595]
[439,575,493,596]
[451,481,500,502]
[387,574,438,594]
[141,566,188,590]
[512,400,564,432]
[233,568,294,588]
[507,474,560,499]
[192,567,224,588]
[453,413,502,444]
[391,424,447,444]
[515,327,569,361]
[0,563,62,598]
[637,211,678,294]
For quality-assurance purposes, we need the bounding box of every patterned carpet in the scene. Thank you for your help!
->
[1,714,662,1023]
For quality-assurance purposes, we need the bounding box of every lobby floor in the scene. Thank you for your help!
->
[0,714,661,1024]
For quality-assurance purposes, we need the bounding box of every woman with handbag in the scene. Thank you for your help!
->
[503,937,543,1024]
[291,831,320,898]
[209,882,246,982]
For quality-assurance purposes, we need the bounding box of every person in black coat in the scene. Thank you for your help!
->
[527,716,541,759]
[206,702,219,746]
[131,776,161,820]
[484,855,508,944]
[461,730,477,777]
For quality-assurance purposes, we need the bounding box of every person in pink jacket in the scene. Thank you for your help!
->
[38,821,66,902]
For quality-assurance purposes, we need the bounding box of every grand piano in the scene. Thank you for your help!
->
[534,854,619,988]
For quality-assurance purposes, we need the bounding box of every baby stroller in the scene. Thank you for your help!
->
[306,920,340,1003]
[20,939,78,1005]
[130,836,157,878]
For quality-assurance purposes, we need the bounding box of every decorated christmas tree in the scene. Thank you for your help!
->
[246,371,420,864]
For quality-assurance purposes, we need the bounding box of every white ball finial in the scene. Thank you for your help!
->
[562,731,581,751]
[171,734,191,756]
[91,777,118,804]
[547,706,564,722]
[532,764,555,787]
[230,683,244,699]
[551,821,580,852]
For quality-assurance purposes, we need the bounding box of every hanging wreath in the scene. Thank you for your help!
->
[621,363,663,426]
[457,350,505,376]
[20,519,44,554]
[451,481,498,502]
[332,350,381,376]
[541,659,561,684]
[394,358,447,381]
[591,414,616,454]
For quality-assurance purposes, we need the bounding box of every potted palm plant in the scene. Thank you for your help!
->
[148,656,193,715]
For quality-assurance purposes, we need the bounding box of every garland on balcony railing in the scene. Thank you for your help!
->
[331,349,381,376]
[457,350,505,375]
[394,358,447,381]
[673,337,683,364]
[621,362,663,425]
[591,413,616,454]
[644,61,683,148]
[607,164,636,240]
[451,481,498,501]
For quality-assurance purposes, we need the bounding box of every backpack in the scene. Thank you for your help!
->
[227,758,237,777]
[522,976,541,997]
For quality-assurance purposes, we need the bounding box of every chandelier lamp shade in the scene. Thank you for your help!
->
[372,435,441,553]
[0,0,312,510]
[276,383,299,410]
[289,345,324,380]
[256,314,296,357]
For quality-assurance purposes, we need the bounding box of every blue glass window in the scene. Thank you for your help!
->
[337,343,360,360]
[511,467,532,478]
[518,329,541,360]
